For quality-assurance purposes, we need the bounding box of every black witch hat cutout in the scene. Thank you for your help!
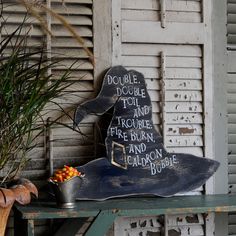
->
[74,66,219,200]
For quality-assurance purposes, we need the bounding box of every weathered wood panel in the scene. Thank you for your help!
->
[165,113,203,124]
[115,214,205,236]
[228,173,236,185]
[228,51,236,72]
[167,214,204,226]
[122,10,201,23]
[51,25,92,37]
[147,91,202,102]
[121,0,201,12]
[165,102,203,112]
[229,164,236,174]
[228,93,236,103]
[228,124,236,134]
[165,91,202,102]
[146,79,202,91]
[229,134,236,144]
[113,0,209,228]
[165,80,203,90]
[0,24,44,37]
[49,4,92,15]
[122,44,202,57]
[228,3,236,14]
[28,145,94,159]
[168,225,204,235]
[115,18,204,235]
[51,37,93,48]
[1,0,95,190]
[167,147,203,157]
[114,215,163,236]
[166,124,203,136]
[51,48,92,58]
[229,154,236,165]
[124,67,202,79]
[165,135,203,147]
[229,144,236,157]
[52,60,93,70]
[52,0,92,3]
[228,1,236,47]
[228,114,236,123]
[122,55,202,68]
[53,71,93,81]
[122,21,204,44]
[5,13,92,26]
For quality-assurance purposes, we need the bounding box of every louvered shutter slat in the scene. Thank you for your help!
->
[228,1,236,46]
[122,56,202,68]
[51,4,92,15]
[229,124,236,134]
[122,10,201,23]
[122,0,201,12]
[228,14,236,23]
[166,124,203,136]
[146,79,203,91]
[52,37,93,48]
[52,0,92,3]
[51,16,92,25]
[229,3,236,13]
[122,44,202,56]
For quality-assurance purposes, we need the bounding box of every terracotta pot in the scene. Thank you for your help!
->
[0,203,13,236]
[0,179,38,236]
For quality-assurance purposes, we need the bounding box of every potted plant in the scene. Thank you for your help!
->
[0,18,78,235]
[0,0,94,231]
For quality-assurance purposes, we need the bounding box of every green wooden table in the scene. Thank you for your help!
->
[14,194,236,236]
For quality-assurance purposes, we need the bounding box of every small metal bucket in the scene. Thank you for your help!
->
[49,176,82,208]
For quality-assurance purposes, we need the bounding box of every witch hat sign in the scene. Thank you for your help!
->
[74,66,219,200]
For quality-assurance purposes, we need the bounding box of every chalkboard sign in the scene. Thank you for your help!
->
[74,66,219,200]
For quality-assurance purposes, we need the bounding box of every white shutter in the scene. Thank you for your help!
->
[2,1,95,235]
[228,0,236,235]
[1,0,95,183]
[112,0,214,235]
[44,0,96,175]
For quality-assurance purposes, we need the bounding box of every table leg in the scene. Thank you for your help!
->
[26,220,34,236]
[14,209,34,236]
[85,210,117,236]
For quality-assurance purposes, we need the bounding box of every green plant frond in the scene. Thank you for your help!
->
[0,22,86,183]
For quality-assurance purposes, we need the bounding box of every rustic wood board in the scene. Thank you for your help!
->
[14,195,236,219]
[74,66,219,200]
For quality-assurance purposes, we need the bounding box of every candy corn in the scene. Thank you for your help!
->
[49,165,82,182]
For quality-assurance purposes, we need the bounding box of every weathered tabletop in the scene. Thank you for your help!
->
[14,194,236,236]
